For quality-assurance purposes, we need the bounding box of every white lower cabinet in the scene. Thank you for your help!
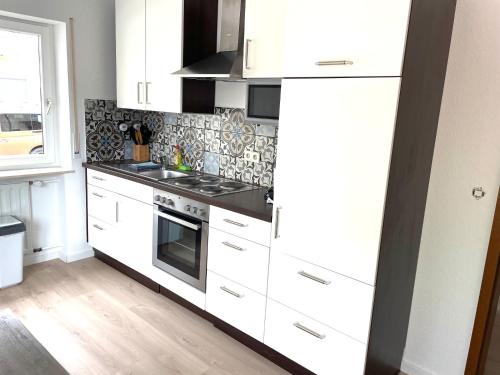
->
[210,206,272,247]
[207,228,270,295]
[87,170,153,277]
[87,185,117,225]
[268,252,374,343]
[206,271,266,341]
[88,216,117,259]
[114,194,153,275]
[264,299,367,375]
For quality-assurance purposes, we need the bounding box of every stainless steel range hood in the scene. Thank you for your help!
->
[174,0,245,80]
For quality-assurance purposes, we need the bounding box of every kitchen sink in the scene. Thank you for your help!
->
[104,163,191,181]
[138,169,189,180]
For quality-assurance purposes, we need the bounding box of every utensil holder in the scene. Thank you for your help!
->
[133,145,150,162]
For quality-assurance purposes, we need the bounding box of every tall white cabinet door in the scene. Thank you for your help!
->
[273,78,401,285]
[282,0,412,78]
[145,0,183,113]
[243,0,286,78]
[116,0,146,110]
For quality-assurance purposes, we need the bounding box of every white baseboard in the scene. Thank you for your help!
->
[24,247,62,266]
[23,246,94,266]
[64,248,95,263]
[401,358,438,375]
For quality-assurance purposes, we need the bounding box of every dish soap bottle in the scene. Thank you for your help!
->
[174,144,183,168]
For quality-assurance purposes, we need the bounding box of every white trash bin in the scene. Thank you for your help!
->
[0,216,26,289]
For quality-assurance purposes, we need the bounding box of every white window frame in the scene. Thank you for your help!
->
[0,17,59,171]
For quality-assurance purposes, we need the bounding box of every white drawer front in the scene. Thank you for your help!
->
[206,271,266,341]
[88,216,116,258]
[87,185,117,224]
[208,228,270,294]
[87,169,153,204]
[264,300,367,375]
[210,206,271,246]
[87,169,113,190]
[268,252,374,343]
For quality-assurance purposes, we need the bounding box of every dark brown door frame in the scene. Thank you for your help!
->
[466,187,500,374]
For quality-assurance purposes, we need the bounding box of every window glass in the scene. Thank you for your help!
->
[0,28,44,156]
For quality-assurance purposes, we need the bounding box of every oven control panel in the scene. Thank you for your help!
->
[154,189,210,221]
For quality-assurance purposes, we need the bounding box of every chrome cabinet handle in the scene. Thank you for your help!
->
[145,82,152,104]
[137,82,144,104]
[220,286,244,298]
[115,202,119,223]
[92,192,104,198]
[245,39,253,69]
[222,241,246,252]
[298,270,331,285]
[92,176,105,181]
[274,207,281,239]
[93,224,104,231]
[315,60,354,66]
[223,219,248,228]
[293,322,326,340]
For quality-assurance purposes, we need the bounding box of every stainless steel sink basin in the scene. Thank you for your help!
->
[138,169,189,180]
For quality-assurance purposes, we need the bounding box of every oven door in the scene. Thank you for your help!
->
[153,206,208,292]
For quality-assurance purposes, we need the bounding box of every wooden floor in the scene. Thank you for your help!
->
[0,258,289,375]
[485,305,500,375]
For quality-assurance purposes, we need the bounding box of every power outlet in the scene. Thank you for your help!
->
[244,151,260,163]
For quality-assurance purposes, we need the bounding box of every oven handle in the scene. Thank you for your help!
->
[153,209,201,231]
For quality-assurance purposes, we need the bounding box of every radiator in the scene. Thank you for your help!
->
[0,182,31,254]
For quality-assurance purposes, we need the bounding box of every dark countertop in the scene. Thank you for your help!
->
[82,161,273,222]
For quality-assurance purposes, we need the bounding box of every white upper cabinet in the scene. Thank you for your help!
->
[145,0,183,113]
[272,78,401,285]
[116,0,146,110]
[281,0,412,77]
[243,0,286,78]
[116,0,183,112]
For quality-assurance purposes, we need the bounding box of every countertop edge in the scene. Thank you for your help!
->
[82,163,273,223]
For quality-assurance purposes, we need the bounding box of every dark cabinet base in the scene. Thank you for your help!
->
[93,249,313,375]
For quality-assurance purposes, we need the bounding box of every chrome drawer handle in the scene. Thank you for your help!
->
[274,207,281,239]
[223,219,248,228]
[92,192,104,198]
[298,271,331,285]
[145,82,152,104]
[293,322,326,340]
[93,224,104,231]
[220,286,244,298]
[137,82,144,104]
[222,241,246,252]
[245,39,253,69]
[315,60,353,66]
[92,176,105,181]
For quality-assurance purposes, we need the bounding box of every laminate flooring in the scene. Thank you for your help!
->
[0,258,289,375]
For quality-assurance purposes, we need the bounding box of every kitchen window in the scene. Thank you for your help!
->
[0,17,58,171]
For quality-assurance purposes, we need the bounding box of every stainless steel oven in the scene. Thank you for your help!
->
[152,190,209,292]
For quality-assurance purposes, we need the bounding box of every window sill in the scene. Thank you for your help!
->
[0,167,75,181]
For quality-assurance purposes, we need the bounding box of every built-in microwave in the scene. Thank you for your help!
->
[245,80,281,125]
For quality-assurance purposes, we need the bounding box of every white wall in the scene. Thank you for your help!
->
[402,0,500,374]
[0,0,116,261]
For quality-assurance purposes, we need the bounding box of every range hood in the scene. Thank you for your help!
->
[174,0,245,80]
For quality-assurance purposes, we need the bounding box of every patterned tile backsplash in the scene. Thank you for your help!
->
[85,99,278,187]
